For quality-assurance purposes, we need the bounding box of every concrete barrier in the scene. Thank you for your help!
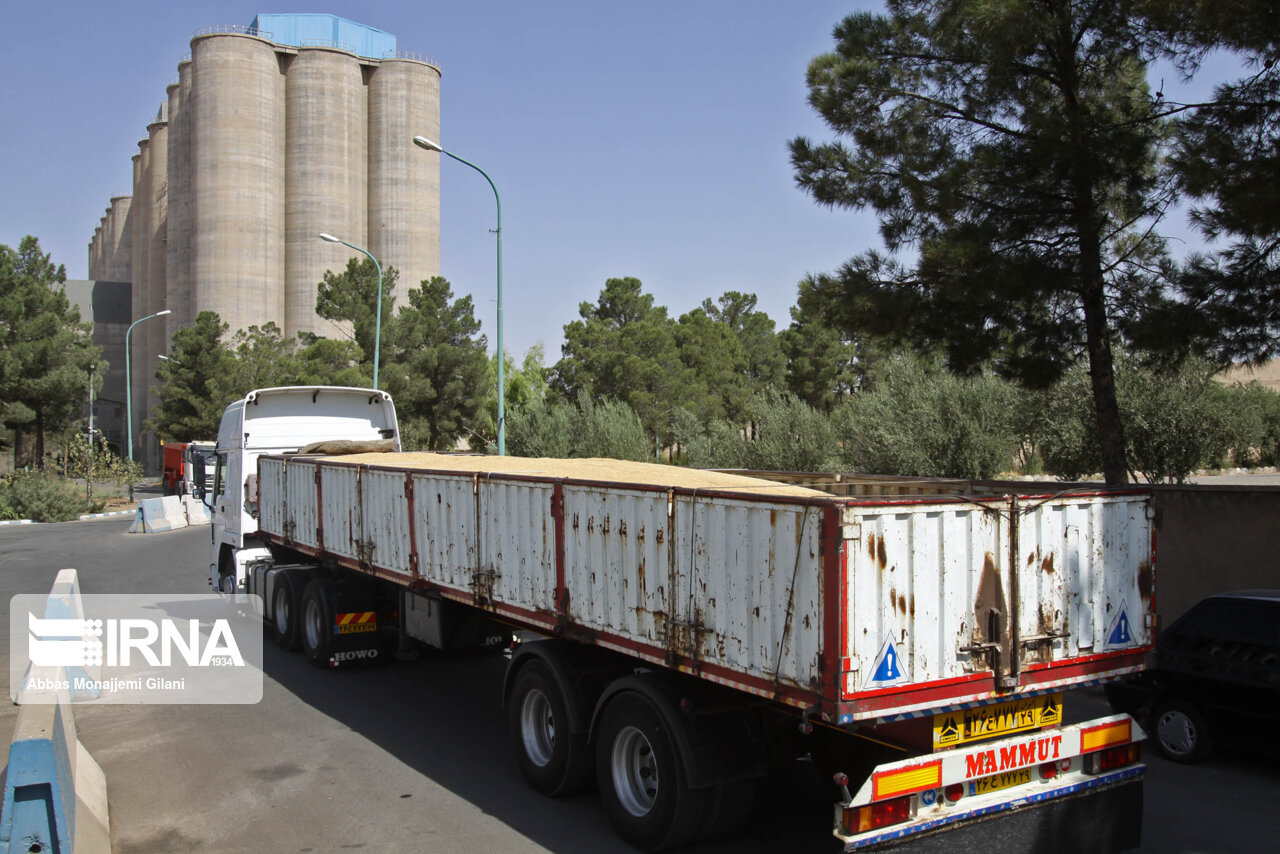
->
[1,570,111,853]
[128,495,187,533]
[182,494,211,526]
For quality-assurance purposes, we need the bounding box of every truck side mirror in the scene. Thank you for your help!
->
[192,457,208,504]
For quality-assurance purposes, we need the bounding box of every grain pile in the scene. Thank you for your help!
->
[324,453,828,498]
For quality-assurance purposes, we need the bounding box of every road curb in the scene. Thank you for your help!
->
[0,519,35,526]
[79,509,136,521]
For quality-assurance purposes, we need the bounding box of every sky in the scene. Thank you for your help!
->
[0,2,1238,363]
[0,0,885,362]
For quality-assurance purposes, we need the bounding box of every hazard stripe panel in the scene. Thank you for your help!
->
[336,612,377,625]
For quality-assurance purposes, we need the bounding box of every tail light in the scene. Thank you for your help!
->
[1084,742,1141,775]
[839,796,914,835]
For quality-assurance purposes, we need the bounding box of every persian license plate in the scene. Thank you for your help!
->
[933,693,1062,748]
[968,768,1033,796]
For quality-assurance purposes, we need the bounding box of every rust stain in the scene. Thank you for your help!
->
[877,536,888,570]
[587,516,595,534]
[867,533,877,562]
[1027,549,1037,566]
[1137,559,1153,602]
[1041,553,1055,575]
[889,587,897,610]
[656,528,665,545]
[619,519,627,538]
[909,596,916,619]
[572,513,579,531]
[637,524,645,542]
[974,552,1006,645]
[898,594,907,615]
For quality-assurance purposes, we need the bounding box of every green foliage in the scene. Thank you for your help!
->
[1219,381,1280,467]
[382,277,489,452]
[791,2,1180,483]
[0,236,103,466]
[674,393,838,472]
[1129,1,1280,364]
[553,277,688,435]
[0,470,91,523]
[150,311,238,441]
[507,392,649,461]
[473,345,550,451]
[1030,355,1241,484]
[315,258,399,370]
[836,355,1022,479]
[55,433,144,490]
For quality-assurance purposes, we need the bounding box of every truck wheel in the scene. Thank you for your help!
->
[300,579,336,668]
[508,660,593,796]
[1154,700,1211,763]
[272,575,301,651]
[596,692,709,851]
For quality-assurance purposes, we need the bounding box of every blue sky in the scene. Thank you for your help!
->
[0,2,1235,363]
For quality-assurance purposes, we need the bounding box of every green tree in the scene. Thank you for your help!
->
[316,258,399,370]
[791,1,1179,484]
[699,291,785,418]
[150,311,237,441]
[836,354,1022,479]
[475,345,550,451]
[780,278,875,413]
[0,237,102,466]
[1129,1,1280,363]
[552,277,688,435]
[382,277,489,452]
[294,336,369,388]
[506,392,649,461]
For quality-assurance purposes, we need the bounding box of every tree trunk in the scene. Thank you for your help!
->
[1081,281,1128,485]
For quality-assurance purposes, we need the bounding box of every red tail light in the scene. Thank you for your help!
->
[1084,742,1141,775]
[840,796,914,835]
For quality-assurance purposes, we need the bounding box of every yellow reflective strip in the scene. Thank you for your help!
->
[1082,720,1130,752]
[874,762,940,799]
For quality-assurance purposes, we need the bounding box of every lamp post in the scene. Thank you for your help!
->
[158,354,182,366]
[413,135,506,456]
[125,309,170,463]
[319,233,384,390]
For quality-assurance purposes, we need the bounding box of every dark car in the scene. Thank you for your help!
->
[1105,589,1280,763]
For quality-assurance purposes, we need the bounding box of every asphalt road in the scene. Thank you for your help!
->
[2,517,1277,853]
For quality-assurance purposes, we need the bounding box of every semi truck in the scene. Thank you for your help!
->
[209,386,1151,851]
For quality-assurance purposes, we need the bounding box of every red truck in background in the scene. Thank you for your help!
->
[162,440,215,496]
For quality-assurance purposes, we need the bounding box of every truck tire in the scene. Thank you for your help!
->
[1153,699,1211,763]
[596,692,709,851]
[272,575,302,651]
[508,660,593,796]
[300,579,336,668]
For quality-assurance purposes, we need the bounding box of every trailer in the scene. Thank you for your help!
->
[210,388,1151,852]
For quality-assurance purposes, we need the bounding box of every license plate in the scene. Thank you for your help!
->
[334,622,377,635]
[968,768,1033,796]
[933,693,1062,748]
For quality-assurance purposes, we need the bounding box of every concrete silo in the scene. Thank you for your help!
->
[368,56,442,302]
[104,195,134,283]
[166,70,192,338]
[284,46,367,341]
[189,31,286,336]
[143,117,169,460]
[129,145,150,459]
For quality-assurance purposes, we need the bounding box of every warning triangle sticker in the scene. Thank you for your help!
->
[1104,601,1134,649]
[864,635,908,688]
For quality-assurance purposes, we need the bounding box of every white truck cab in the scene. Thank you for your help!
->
[209,386,400,593]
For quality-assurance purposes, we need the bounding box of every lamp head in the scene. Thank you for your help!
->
[157,309,171,317]
[319,233,341,243]
[413,136,443,152]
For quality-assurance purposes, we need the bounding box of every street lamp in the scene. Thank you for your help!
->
[125,308,170,463]
[319,233,383,391]
[158,354,181,366]
[413,135,506,456]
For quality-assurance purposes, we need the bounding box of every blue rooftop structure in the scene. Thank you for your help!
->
[250,13,396,60]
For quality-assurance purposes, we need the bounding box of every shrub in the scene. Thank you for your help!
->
[0,470,95,522]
